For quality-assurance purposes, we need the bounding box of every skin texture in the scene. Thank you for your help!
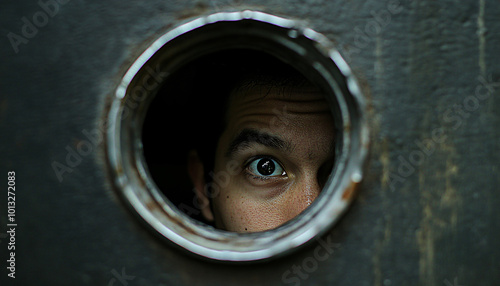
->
[188,84,335,233]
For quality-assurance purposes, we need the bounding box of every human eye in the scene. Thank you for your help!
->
[245,156,287,180]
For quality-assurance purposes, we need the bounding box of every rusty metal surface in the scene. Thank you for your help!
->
[105,10,369,262]
[1,0,499,285]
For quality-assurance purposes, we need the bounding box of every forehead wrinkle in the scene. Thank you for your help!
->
[231,83,324,103]
[230,98,330,117]
[227,84,330,119]
[286,109,331,115]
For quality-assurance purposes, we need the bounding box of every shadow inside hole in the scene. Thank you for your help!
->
[142,48,331,228]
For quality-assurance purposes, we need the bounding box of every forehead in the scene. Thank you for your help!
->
[221,84,335,162]
[224,84,334,143]
[225,84,332,124]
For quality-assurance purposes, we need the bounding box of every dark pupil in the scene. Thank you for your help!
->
[257,158,275,176]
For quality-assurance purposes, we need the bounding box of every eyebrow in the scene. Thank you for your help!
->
[225,128,291,158]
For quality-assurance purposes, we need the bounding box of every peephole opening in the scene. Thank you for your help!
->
[142,49,336,233]
[108,11,368,261]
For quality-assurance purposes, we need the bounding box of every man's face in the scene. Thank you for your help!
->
[208,84,335,232]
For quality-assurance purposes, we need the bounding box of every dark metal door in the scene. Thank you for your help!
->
[1,0,499,285]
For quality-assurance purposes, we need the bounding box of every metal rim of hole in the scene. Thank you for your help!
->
[106,10,369,262]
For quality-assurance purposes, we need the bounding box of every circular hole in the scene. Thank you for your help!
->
[144,49,323,227]
[106,11,369,261]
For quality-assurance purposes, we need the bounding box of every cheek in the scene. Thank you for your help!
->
[213,182,292,232]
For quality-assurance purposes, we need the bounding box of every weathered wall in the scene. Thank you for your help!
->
[1,0,499,285]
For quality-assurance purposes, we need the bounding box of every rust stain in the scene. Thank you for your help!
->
[380,138,390,190]
[441,152,462,230]
[372,112,391,286]
[343,121,351,134]
[372,217,392,286]
[416,146,436,285]
[477,0,486,77]
[175,2,209,21]
[417,204,435,285]
[416,133,462,285]
[145,200,159,211]
[342,180,359,200]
